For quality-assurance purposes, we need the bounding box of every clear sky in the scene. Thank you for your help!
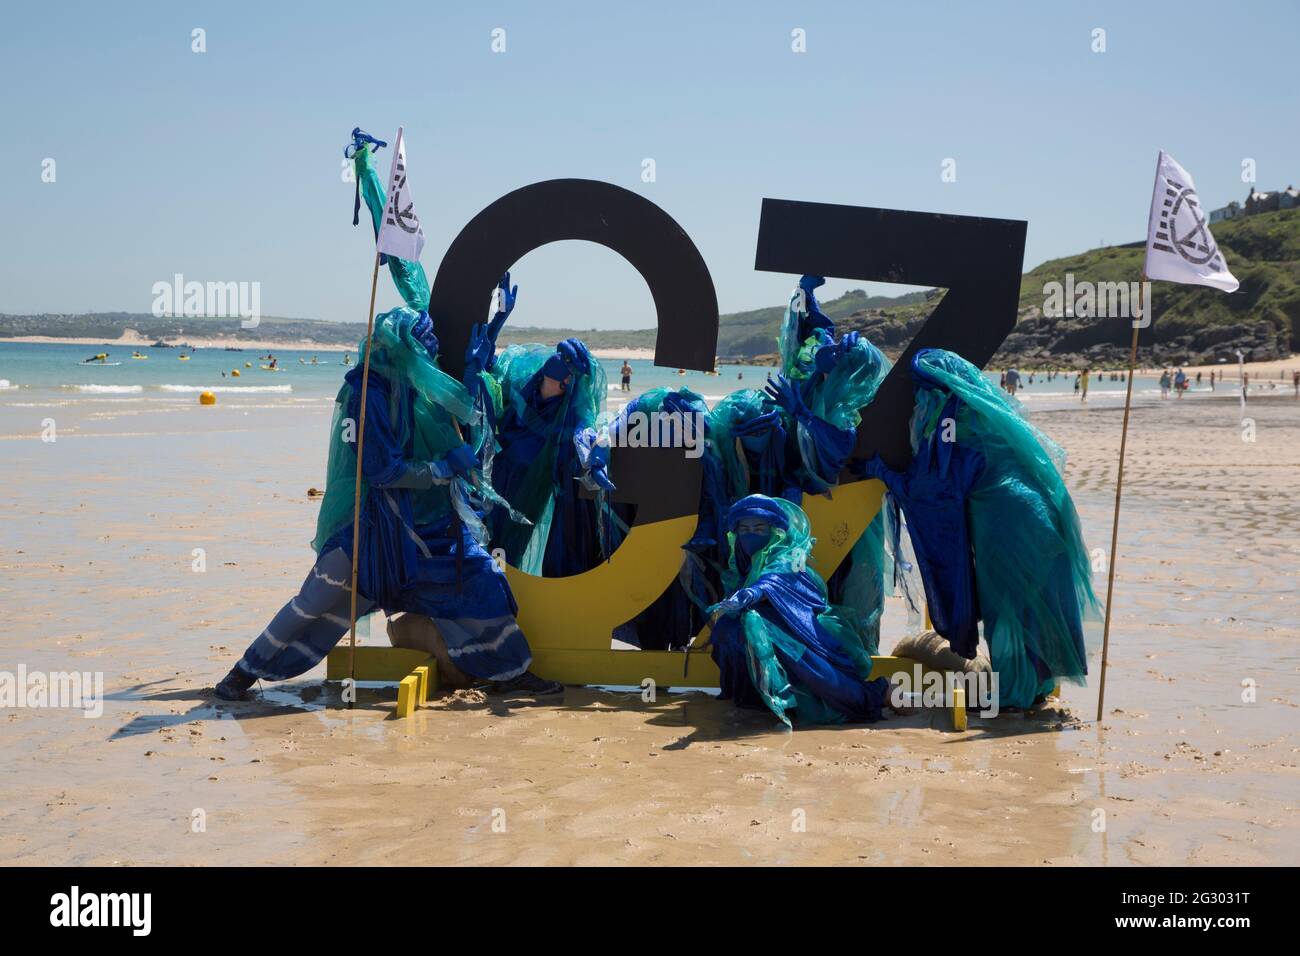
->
[2,1,1296,328]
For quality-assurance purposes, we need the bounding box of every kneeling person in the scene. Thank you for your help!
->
[707,495,889,727]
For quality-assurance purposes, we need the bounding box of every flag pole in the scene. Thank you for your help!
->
[346,251,382,707]
[1095,277,1146,722]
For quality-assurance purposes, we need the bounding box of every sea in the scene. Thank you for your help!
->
[0,339,1239,416]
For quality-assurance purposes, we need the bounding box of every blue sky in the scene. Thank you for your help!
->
[2,1,1296,328]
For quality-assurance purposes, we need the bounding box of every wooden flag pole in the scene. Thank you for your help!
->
[346,251,383,707]
[1095,278,1147,722]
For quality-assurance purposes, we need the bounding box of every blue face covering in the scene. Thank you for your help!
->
[735,530,770,576]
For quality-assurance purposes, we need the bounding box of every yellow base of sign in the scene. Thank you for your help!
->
[324,479,974,729]
[324,645,969,729]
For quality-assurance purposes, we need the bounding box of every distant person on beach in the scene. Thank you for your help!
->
[1174,368,1187,398]
[1196,371,1202,386]
[1000,371,1007,391]
[1293,370,1299,397]
[737,371,743,380]
[1159,369,1171,398]
[1005,368,1020,394]
[1080,368,1090,403]
[1073,374,1080,395]
[620,359,632,391]
[1210,369,1215,390]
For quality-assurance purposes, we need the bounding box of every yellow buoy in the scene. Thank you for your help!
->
[231,369,240,377]
[199,390,216,406]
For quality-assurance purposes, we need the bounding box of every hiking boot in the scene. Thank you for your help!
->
[214,666,257,701]
[490,670,564,695]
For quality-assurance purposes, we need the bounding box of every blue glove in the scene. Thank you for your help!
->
[444,443,479,480]
[731,409,783,438]
[796,276,833,337]
[585,440,616,491]
[589,465,616,492]
[764,374,812,423]
[712,587,762,615]
[558,338,591,375]
[486,271,518,344]
[465,323,494,377]
[813,331,860,375]
[344,127,387,159]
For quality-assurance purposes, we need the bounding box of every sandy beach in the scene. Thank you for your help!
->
[0,378,1296,866]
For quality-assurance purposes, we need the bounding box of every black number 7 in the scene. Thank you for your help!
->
[754,199,1027,469]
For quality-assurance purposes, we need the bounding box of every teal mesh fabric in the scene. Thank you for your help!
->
[489,343,607,574]
[312,308,482,553]
[707,388,776,501]
[714,495,879,727]
[807,337,892,431]
[911,349,1102,703]
[777,287,831,380]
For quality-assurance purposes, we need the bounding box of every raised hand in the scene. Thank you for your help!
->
[465,323,494,376]
[487,271,518,343]
[731,409,783,438]
[764,374,811,422]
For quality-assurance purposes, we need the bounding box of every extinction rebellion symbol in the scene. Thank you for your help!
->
[1152,177,1227,270]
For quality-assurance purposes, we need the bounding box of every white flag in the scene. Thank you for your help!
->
[375,127,426,262]
[1144,150,1238,292]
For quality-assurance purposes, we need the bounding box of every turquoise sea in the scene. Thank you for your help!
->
[0,340,1235,415]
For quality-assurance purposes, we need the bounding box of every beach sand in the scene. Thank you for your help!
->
[1,388,1297,866]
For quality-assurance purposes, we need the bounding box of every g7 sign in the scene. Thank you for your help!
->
[426,181,1026,688]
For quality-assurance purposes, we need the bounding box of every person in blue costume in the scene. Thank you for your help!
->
[743,276,896,651]
[213,309,562,700]
[591,386,721,649]
[213,131,559,700]
[709,277,888,504]
[477,285,611,576]
[706,495,890,727]
[863,348,1102,708]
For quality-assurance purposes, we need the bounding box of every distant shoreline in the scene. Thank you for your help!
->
[0,334,662,363]
[4,335,1293,381]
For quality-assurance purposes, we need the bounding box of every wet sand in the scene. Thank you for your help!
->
[1,388,1297,866]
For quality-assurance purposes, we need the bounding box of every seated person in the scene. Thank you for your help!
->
[706,494,890,727]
